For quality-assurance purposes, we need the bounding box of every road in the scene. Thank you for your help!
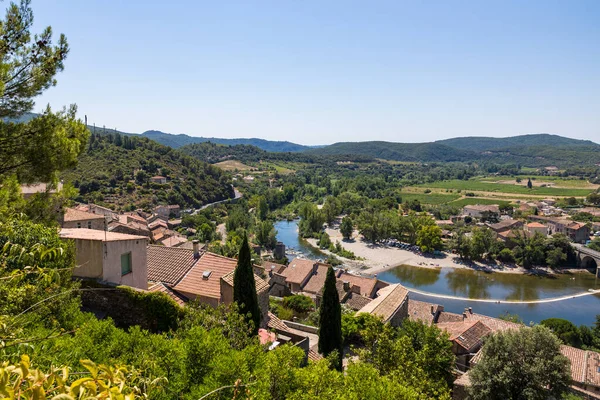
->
[192,187,242,214]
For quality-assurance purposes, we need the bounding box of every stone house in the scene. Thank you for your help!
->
[147,242,268,326]
[525,221,548,236]
[436,320,492,371]
[62,208,106,230]
[150,176,167,184]
[463,205,500,220]
[59,228,148,290]
[486,219,523,233]
[357,284,409,327]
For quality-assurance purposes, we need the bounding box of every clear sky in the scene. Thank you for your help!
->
[31,0,599,145]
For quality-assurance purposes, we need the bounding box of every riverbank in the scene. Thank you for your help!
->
[305,226,588,277]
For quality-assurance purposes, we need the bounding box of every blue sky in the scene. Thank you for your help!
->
[31,1,599,145]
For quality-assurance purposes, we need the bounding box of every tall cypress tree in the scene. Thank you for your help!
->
[318,266,343,370]
[233,233,260,335]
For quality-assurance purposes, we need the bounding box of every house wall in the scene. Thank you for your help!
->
[63,219,105,230]
[526,225,547,235]
[72,239,104,279]
[388,298,409,327]
[103,239,148,290]
[220,281,270,328]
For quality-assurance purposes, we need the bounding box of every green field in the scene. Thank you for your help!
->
[415,179,593,197]
[448,197,512,208]
[480,175,597,188]
[399,192,460,205]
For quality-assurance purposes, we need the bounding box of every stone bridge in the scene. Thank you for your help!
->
[573,243,600,276]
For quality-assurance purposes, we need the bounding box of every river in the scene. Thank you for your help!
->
[275,220,600,326]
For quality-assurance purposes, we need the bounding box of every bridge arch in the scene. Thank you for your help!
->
[581,255,598,270]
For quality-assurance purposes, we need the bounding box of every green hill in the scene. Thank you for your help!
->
[140,130,310,152]
[307,141,478,162]
[308,135,600,167]
[61,133,234,211]
[437,133,599,152]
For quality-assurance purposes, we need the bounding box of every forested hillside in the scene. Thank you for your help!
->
[62,133,234,211]
[437,133,599,151]
[308,135,600,167]
[141,130,310,152]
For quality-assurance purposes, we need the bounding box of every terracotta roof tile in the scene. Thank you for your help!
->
[336,271,385,297]
[148,282,188,306]
[343,292,373,310]
[221,270,269,294]
[358,284,408,322]
[302,264,330,294]
[60,228,147,242]
[436,321,491,351]
[308,349,324,362]
[463,312,523,332]
[282,258,316,285]
[267,311,291,332]
[436,311,464,323]
[64,208,105,222]
[408,299,441,324]
[147,245,198,285]
[173,252,238,299]
[561,345,600,387]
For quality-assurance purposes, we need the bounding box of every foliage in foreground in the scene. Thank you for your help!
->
[468,325,571,400]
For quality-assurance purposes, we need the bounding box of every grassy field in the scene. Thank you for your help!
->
[399,192,460,205]
[480,175,597,188]
[415,179,593,197]
[214,160,255,171]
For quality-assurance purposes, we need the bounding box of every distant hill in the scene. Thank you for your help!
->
[308,134,600,167]
[61,133,234,211]
[140,130,310,152]
[436,134,599,152]
[307,141,479,163]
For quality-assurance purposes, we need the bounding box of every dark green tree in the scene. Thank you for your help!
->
[468,325,571,400]
[340,216,354,240]
[527,178,533,189]
[233,233,260,335]
[541,318,582,347]
[318,266,343,370]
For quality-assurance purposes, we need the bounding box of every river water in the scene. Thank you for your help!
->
[275,220,600,326]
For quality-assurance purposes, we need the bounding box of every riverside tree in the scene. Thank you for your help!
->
[340,216,353,240]
[468,325,571,400]
[233,233,260,335]
[318,266,343,370]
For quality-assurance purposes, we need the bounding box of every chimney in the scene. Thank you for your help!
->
[343,281,350,292]
[462,312,467,320]
[193,240,200,259]
[430,305,434,315]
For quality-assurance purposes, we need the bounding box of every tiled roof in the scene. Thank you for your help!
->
[462,312,523,332]
[343,292,373,311]
[148,282,187,306]
[267,311,291,332]
[159,235,188,248]
[60,228,147,242]
[262,260,287,274]
[64,208,105,222]
[526,222,546,228]
[436,321,491,351]
[561,345,600,387]
[336,271,383,297]
[436,311,464,323]
[282,258,316,285]
[147,245,198,285]
[408,299,441,324]
[302,263,330,294]
[358,284,409,322]
[308,349,324,362]
[221,270,269,294]
[488,219,521,231]
[173,252,238,299]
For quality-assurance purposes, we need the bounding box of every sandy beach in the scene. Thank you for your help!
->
[305,226,579,277]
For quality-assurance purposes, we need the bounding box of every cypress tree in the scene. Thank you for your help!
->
[318,266,343,370]
[233,233,260,335]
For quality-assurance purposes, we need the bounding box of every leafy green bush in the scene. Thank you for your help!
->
[283,295,314,314]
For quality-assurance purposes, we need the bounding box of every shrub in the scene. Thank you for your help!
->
[283,295,314,314]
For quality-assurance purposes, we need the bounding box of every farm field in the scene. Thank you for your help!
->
[480,175,599,189]
[448,197,512,208]
[213,160,255,171]
[398,191,460,205]
[415,179,594,197]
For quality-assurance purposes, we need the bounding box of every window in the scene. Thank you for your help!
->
[87,221,92,229]
[121,252,132,275]
[77,222,81,228]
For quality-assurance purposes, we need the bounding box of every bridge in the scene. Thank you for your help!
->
[573,243,600,276]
